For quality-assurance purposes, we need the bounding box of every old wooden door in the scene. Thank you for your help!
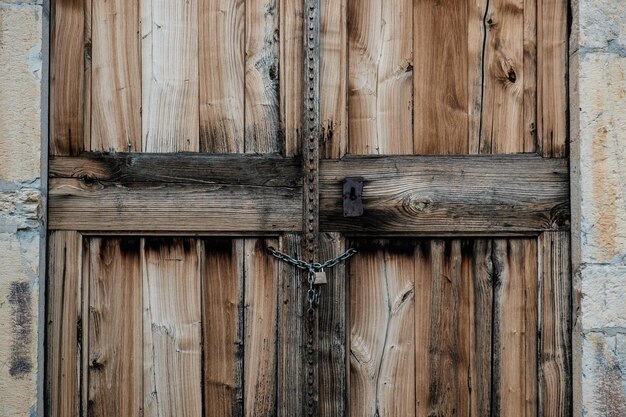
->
[47,0,571,416]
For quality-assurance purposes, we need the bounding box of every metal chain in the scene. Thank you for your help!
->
[266,246,357,312]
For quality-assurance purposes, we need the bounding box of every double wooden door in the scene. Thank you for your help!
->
[47,0,571,416]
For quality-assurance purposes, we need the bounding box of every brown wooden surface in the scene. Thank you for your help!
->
[90,0,141,152]
[46,231,82,417]
[202,239,244,417]
[539,231,572,416]
[50,0,85,155]
[48,178,301,232]
[320,155,569,234]
[347,0,413,155]
[87,238,142,417]
[199,0,245,153]
[142,238,203,417]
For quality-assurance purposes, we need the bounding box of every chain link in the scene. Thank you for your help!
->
[266,246,357,312]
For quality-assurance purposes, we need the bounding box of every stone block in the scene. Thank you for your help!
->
[581,265,626,330]
[578,52,626,264]
[582,331,626,417]
[579,0,626,51]
[0,5,42,183]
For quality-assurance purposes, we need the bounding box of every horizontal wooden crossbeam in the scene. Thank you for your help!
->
[49,154,569,235]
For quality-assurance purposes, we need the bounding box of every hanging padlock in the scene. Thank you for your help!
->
[314,269,327,285]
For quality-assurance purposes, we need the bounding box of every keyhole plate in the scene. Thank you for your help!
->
[343,177,364,217]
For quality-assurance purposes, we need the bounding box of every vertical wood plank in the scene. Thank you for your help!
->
[349,240,416,417]
[50,0,85,155]
[244,238,279,416]
[480,0,526,154]
[142,0,199,152]
[245,0,281,154]
[468,0,489,154]
[347,0,413,155]
[415,240,470,416]
[142,238,203,417]
[469,240,494,417]
[84,0,93,152]
[538,232,572,417]
[280,0,303,157]
[318,233,347,417]
[87,238,142,417]
[90,0,141,152]
[492,239,538,417]
[47,231,82,417]
[537,0,568,157]
[523,0,538,152]
[199,0,245,153]
[320,0,347,158]
[277,234,304,417]
[414,0,468,155]
[203,239,244,417]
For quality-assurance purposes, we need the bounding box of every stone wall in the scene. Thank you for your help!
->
[0,1,45,416]
[571,0,626,415]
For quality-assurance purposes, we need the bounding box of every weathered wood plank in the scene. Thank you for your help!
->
[537,0,568,157]
[46,231,82,417]
[320,0,347,158]
[523,0,538,152]
[280,0,303,157]
[480,0,526,154]
[199,0,245,153]
[349,240,415,417]
[202,239,244,417]
[244,238,279,416]
[90,0,141,152]
[87,238,142,417]
[318,233,347,417]
[415,240,470,416]
[50,0,85,155]
[142,238,203,417]
[142,0,199,152]
[48,178,301,232]
[469,240,494,417]
[347,0,413,155]
[277,234,305,417]
[245,0,281,153]
[414,0,468,154]
[49,154,302,187]
[468,0,489,154]
[320,155,570,233]
[491,239,538,416]
[538,231,572,417]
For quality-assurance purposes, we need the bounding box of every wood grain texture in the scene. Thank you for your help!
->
[468,0,489,154]
[46,231,82,417]
[523,0,538,153]
[538,0,568,157]
[349,240,415,417]
[142,238,203,417]
[87,238,142,417]
[320,155,570,234]
[199,0,245,153]
[538,231,572,417]
[414,0,468,154]
[480,0,526,154]
[415,240,470,416]
[202,239,244,417]
[318,233,347,417]
[142,0,199,152]
[90,0,141,152]
[491,239,538,417]
[50,0,85,155]
[243,238,279,416]
[49,154,302,187]
[347,0,413,155]
[320,0,347,158]
[280,0,303,157]
[48,178,301,232]
[245,0,281,154]
[277,234,305,417]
